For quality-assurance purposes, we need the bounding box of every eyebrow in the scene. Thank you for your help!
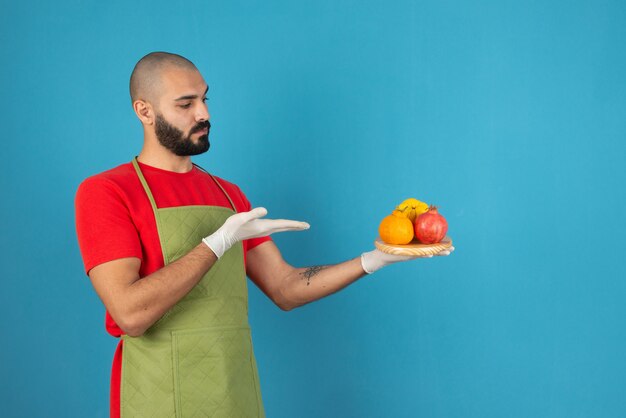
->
[174,86,209,101]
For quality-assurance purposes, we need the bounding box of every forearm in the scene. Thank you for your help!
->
[123,243,217,335]
[278,257,367,310]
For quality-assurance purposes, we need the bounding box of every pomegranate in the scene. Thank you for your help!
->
[414,206,448,244]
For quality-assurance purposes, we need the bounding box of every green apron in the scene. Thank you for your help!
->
[120,158,265,417]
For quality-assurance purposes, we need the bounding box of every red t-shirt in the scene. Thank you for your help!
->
[75,160,270,418]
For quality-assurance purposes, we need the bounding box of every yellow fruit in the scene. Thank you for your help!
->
[379,210,414,245]
[396,198,429,223]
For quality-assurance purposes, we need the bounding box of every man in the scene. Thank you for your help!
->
[75,51,453,418]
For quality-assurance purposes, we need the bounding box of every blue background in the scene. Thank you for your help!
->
[1,1,625,417]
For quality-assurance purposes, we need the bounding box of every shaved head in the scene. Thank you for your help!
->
[129,52,198,104]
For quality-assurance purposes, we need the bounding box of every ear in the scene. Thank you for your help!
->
[133,100,155,125]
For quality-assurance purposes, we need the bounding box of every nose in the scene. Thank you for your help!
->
[196,102,210,122]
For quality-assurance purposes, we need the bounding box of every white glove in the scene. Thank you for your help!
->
[203,207,310,258]
[360,246,455,274]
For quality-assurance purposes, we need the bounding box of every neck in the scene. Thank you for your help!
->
[137,142,194,173]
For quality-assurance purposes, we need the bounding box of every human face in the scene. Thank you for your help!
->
[154,67,211,156]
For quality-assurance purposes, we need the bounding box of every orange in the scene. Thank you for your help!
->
[378,210,414,245]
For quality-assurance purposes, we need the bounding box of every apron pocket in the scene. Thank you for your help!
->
[172,326,262,418]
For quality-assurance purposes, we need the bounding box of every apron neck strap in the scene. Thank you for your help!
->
[131,157,239,214]
[193,163,238,213]
[132,157,159,212]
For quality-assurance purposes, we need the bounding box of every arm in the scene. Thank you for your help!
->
[246,241,455,311]
[88,207,308,336]
[246,241,366,311]
[88,244,217,337]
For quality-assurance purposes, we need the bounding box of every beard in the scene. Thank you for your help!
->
[155,114,210,156]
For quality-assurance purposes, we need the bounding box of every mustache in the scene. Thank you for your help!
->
[191,121,211,134]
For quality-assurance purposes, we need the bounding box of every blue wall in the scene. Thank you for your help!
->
[1,1,625,417]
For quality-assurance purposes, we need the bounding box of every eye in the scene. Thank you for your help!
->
[179,103,192,109]
[202,97,208,103]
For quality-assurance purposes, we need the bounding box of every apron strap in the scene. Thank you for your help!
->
[193,163,238,213]
[131,157,238,214]
[132,157,159,212]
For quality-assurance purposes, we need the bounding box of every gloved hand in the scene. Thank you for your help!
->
[360,246,455,274]
[203,207,310,258]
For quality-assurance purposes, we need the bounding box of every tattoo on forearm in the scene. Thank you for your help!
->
[299,265,327,286]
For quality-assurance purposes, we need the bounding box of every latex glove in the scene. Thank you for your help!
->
[203,207,309,258]
[360,246,455,274]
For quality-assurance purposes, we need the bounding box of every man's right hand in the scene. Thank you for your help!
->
[202,207,310,258]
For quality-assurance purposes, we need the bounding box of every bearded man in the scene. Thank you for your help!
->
[75,51,453,418]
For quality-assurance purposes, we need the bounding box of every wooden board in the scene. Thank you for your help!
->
[375,236,453,256]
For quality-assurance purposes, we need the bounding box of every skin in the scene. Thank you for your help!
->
[88,65,439,337]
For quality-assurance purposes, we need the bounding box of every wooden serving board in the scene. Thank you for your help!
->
[375,236,453,256]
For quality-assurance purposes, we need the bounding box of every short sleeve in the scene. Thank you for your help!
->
[75,177,143,275]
